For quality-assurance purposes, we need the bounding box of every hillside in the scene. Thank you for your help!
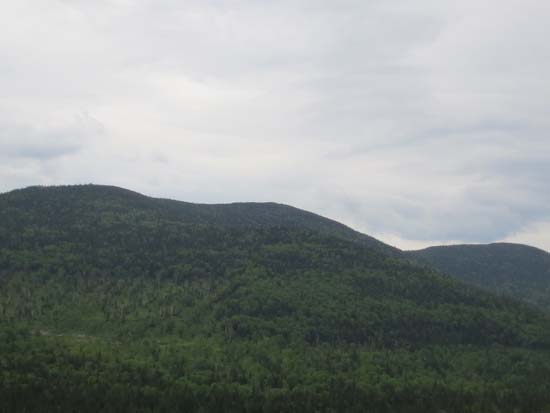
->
[1,185,550,412]
[408,243,550,312]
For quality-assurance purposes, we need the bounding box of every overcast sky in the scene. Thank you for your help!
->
[1,0,549,251]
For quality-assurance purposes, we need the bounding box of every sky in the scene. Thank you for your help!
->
[1,0,549,251]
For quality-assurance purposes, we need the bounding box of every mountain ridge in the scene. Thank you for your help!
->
[407,242,550,312]
[409,241,549,254]
[0,184,402,256]
[8,184,546,254]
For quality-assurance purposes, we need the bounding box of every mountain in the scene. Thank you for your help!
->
[0,184,400,256]
[408,243,550,312]
[1,185,550,412]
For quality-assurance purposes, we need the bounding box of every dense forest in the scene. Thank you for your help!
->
[1,185,550,412]
[408,243,550,312]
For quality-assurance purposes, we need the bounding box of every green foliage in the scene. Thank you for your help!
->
[1,185,550,412]
[408,243,550,312]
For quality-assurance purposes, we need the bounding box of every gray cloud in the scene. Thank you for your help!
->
[0,113,104,160]
[1,123,81,160]
[1,0,549,250]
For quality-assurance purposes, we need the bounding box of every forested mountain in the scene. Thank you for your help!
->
[0,184,400,256]
[1,185,550,412]
[408,243,550,312]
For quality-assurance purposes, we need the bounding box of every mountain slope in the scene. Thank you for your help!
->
[408,243,550,311]
[1,185,550,412]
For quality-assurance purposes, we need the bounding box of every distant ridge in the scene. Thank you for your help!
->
[408,242,550,311]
